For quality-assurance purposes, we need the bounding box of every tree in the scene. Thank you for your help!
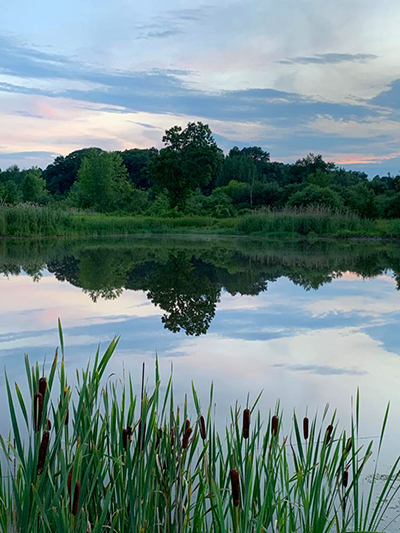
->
[22,168,48,203]
[120,148,158,189]
[0,180,21,204]
[287,184,344,210]
[151,122,223,209]
[43,148,104,197]
[72,151,132,212]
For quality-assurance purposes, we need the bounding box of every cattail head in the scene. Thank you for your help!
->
[243,408,250,439]
[199,415,207,440]
[325,424,333,445]
[345,437,352,454]
[71,480,81,516]
[230,469,240,507]
[37,431,50,475]
[46,418,52,431]
[33,392,43,432]
[185,419,190,431]
[343,468,349,488]
[271,415,279,437]
[67,466,73,498]
[303,417,309,440]
[182,425,193,449]
[126,426,133,437]
[122,428,129,451]
[38,376,47,397]
[64,387,69,425]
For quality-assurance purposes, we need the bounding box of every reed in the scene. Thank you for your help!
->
[1,330,399,532]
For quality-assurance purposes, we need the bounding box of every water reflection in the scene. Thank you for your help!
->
[2,236,400,335]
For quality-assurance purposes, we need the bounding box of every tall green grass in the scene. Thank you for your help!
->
[1,330,399,532]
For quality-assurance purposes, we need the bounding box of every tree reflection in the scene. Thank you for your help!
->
[1,239,400,336]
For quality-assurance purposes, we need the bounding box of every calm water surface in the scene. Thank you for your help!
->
[1,236,400,479]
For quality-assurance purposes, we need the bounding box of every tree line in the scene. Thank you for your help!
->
[2,121,400,218]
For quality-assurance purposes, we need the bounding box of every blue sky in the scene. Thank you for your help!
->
[1,0,400,176]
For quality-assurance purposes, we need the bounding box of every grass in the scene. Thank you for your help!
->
[2,204,400,239]
[1,327,400,532]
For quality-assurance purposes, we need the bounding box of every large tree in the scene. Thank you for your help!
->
[151,122,223,209]
[72,151,132,212]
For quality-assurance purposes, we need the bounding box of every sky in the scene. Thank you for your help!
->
[1,0,400,176]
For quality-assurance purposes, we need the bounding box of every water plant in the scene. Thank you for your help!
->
[0,325,399,532]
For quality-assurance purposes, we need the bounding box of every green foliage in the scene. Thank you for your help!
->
[151,122,224,208]
[22,168,48,204]
[1,339,400,532]
[72,151,133,212]
[288,184,344,210]
[0,180,21,204]
[344,183,379,218]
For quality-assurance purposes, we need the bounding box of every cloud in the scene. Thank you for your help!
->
[279,53,378,65]
[274,363,367,375]
[371,79,400,109]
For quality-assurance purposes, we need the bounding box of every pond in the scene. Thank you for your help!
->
[1,235,400,473]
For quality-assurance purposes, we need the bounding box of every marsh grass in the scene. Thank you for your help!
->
[1,326,400,532]
[2,205,400,239]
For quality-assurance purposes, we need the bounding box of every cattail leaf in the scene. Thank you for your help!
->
[14,383,29,429]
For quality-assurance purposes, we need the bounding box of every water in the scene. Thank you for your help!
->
[1,236,400,478]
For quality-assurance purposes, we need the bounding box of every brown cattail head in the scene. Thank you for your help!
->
[230,469,240,507]
[126,426,133,437]
[345,437,352,454]
[46,418,52,431]
[325,424,333,445]
[38,376,47,397]
[303,417,309,440]
[343,468,349,488]
[33,392,43,432]
[243,408,250,439]
[182,426,193,449]
[271,415,279,437]
[64,387,69,425]
[199,415,207,440]
[67,466,73,498]
[71,480,81,516]
[185,419,190,431]
[122,428,129,451]
[37,431,50,475]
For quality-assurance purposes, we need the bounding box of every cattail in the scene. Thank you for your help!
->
[325,424,333,445]
[37,431,50,475]
[182,425,193,449]
[67,466,73,498]
[303,416,309,440]
[46,418,52,431]
[38,376,47,397]
[71,480,81,516]
[33,392,43,432]
[271,415,279,437]
[122,428,129,451]
[199,415,207,440]
[127,426,133,437]
[230,469,240,507]
[185,419,190,431]
[243,408,250,439]
[64,387,69,425]
[343,468,349,488]
[345,437,352,454]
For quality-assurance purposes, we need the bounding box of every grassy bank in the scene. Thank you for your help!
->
[2,205,400,239]
[1,332,400,532]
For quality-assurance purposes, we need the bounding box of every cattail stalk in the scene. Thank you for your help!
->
[37,431,50,475]
[71,480,81,516]
[33,392,43,432]
[243,408,250,439]
[303,416,309,440]
[230,469,240,507]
